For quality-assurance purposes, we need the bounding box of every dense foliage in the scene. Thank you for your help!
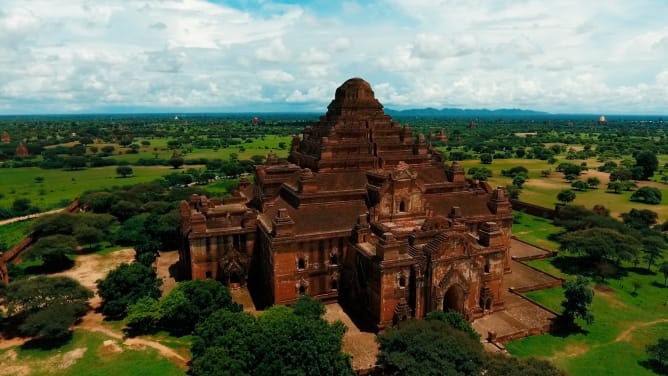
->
[190,297,353,376]
[1,276,92,344]
[96,262,162,319]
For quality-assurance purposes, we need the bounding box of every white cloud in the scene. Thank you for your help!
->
[0,0,667,114]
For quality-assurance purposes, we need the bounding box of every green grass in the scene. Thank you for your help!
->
[0,220,30,248]
[1,330,185,376]
[511,211,561,250]
[0,166,177,212]
[459,157,668,222]
[104,135,291,164]
[507,258,668,375]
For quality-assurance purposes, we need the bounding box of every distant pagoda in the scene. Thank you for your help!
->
[15,142,29,158]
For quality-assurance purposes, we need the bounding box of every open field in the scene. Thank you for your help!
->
[458,157,668,222]
[82,135,291,164]
[506,213,668,375]
[0,220,30,249]
[0,135,292,213]
[511,210,561,250]
[0,166,178,211]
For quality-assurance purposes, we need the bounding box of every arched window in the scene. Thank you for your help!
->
[484,258,490,274]
[298,257,306,270]
[330,279,338,291]
[299,285,307,294]
[399,200,406,212]
[399,274,407,288]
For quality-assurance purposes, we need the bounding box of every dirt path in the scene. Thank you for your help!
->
[53,248,189,369]
[615,318,668,343]
[0,207,66,226]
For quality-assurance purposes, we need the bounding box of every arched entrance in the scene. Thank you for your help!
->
[443,284,465,314]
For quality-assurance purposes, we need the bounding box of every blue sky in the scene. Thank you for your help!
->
[0,0,667,115]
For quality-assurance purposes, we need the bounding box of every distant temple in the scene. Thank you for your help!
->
[179,78,513,329]
[1,131,10,144]
[15,142,29,158]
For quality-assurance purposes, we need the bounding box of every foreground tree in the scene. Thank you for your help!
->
[561,275,594,327]
[2,276,91,344]
[191,304,353,376]
[377,319,485,376]
[159,279,242,335]
[97,263,162,319]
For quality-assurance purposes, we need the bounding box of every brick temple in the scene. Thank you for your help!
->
[179,78,513,329]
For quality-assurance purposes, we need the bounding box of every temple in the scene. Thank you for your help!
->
[179,78,513,329]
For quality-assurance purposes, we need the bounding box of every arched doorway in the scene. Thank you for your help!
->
[443,284,465,314]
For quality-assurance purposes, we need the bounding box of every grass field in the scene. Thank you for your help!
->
[458,157,668,222]
[0,166,179,211]
[0,330,186,376]
[88,135,291,164]
[511,210,561,250]
[0,220,30,248]
[507,236,668,375]
[0,136,291,213]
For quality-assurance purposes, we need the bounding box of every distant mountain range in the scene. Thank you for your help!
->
[384,107,551,118]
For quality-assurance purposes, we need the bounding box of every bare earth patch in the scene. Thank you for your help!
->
[58,348,87,370]
[53,248,189,370]
[323,304,378,372]
[0,350,30,376]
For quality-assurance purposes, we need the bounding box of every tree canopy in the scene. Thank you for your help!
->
[2,276,92,344]
[377,319,485,376]
[97,262,162,320]
[190,298,353,376]
[561,275,594,326]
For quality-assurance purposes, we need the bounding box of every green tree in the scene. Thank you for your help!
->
[12,198,36,216]
[635,150,659,180]
[558,227,641,263]
[3,276,92,344]
[557,189,576,204]
[645,338,668,373]
[169,156,184,169]
[124,297,161,336]
[63,155,87,170]
[621,208,658,230]
[586,176,600,189]
[29,212,79,237]
[659,262,668,286]
[642,236,666,271]
[74,224,104,251]
[479,153,493,164]
[561,275,594,326]
[292,295,325,320]
[159,279,242,335]
[191,306,353,376]
[25,234,78,271]
[512,175,526,188]
[630,186,662,204]
[253,306,353,376]
[97,263,162,320]
[116,165,134,178]
[485,353,566,376]
[377,319,484,376]
[571,180,588,191]
[425,310,479,339]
